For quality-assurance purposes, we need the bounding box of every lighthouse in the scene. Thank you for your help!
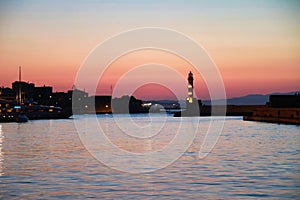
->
[173,70,200,116]
[187,71,194,103]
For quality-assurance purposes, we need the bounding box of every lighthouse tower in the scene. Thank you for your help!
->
[187,71,194,103]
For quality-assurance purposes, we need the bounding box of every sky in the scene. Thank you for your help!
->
[0,0,299,100]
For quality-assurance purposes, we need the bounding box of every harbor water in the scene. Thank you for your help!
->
[0,115,299,199]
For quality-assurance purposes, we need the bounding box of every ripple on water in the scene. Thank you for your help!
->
[0,116,299,199]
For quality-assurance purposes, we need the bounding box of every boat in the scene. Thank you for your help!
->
[0,109,28,123]
[0,100,72,122]
[23,105,72,120]
[0,112,18,122]
[0,66,30,123]
[15,113,29,123]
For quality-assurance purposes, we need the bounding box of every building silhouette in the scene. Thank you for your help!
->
[1,80,149,114]
[244,94,300,124]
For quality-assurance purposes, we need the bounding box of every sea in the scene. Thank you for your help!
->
[0,114,299,199]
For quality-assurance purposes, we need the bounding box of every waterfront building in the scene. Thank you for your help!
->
[244,94,300,124]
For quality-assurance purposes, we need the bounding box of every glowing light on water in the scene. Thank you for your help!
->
[0,124,3,176]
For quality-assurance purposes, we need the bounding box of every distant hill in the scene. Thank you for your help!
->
[143,91,300,107]
[202,91,300,105]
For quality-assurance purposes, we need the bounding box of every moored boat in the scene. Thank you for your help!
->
[0,99,72,122]
[23,105,72,120]
[0,112,28,123]
[15,113,29,123]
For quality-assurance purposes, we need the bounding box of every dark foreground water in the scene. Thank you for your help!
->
[0,115,299,199]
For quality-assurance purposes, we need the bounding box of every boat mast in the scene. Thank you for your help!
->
[18,66,22,105]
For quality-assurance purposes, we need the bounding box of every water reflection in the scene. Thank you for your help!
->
[0,124,3,176]
[0,116,299,199]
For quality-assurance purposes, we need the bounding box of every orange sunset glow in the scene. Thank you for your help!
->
[0,1,299,100]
